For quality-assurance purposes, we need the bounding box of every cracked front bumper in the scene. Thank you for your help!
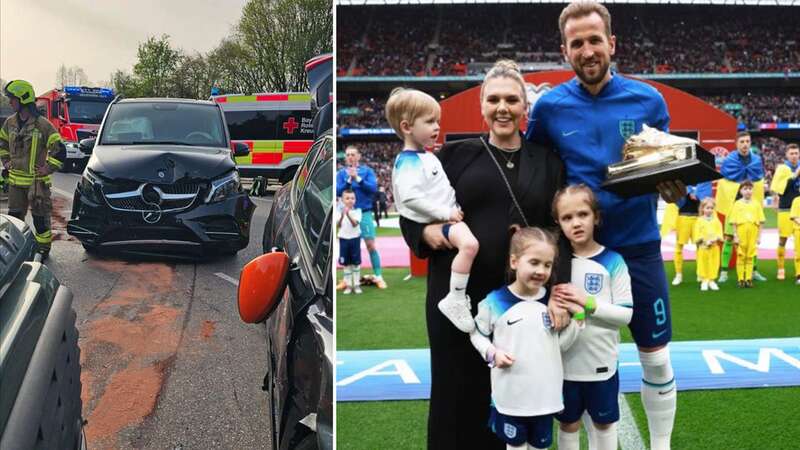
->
[67,186,255,256]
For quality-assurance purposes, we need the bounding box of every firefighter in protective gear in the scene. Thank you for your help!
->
[0,80,65,259]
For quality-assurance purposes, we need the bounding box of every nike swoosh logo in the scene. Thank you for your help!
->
[562,130,579,137]
[432,170,439,175]
[659,386,676,395]
[507,318,523,325]
[455,287,465,291]
[652,329,668,339]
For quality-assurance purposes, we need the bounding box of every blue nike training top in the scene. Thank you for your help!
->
[526,74,670,248]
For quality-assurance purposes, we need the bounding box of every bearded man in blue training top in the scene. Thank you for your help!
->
[526,3,682,450]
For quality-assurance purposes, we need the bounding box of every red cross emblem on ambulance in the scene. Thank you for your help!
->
[283,117,299,134]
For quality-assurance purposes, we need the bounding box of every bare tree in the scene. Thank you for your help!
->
[55,64,90,88]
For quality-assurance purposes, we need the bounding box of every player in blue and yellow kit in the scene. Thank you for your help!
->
[790,196,800,284]
[715,132,767,282]
[770,143,800,281]
[526,3,677,449]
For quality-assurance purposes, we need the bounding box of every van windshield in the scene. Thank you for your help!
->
[67,99,110,124]
[100,102,227,147]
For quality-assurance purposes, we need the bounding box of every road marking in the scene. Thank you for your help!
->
[215,272,239,286]
[51,186,74,198]
[619,393,646,450]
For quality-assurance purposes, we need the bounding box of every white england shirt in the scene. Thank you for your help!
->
[562,246,634,381]
[471,286,580,417]
[336,207,362,239]
[392,150,458,223]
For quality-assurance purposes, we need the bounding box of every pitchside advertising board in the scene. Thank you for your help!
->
[213,93,315,180]
[337,338,800,402]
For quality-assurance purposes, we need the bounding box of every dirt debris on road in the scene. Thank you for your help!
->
[80,260,188,449]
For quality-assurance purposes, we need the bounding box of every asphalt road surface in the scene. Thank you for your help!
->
[13,172,276,450]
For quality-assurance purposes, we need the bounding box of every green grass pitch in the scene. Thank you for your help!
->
[337,258,799,450]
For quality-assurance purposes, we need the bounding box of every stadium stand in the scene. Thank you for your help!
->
[337,142,402,207]
[338,5,799,76]
[706,94,800,129]
[339,94,800,133]
[337,3,800,205]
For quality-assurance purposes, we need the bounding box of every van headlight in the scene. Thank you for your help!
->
[80,170,101,203]
[206,171,240,203]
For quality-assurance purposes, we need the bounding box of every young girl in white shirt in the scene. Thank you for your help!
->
[469,227,582,450]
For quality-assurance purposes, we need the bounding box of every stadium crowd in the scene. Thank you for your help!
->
[338,98,389,129]
[338,137,793,212]
[338,5,799,76]
[755,136,793,187]
[706,94,800,129]
[337,142,402,208]
[339,94,800,131]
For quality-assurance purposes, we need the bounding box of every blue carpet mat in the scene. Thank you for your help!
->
[337,337,800,402]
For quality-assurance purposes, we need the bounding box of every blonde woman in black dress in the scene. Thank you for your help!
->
[401,60,572,449]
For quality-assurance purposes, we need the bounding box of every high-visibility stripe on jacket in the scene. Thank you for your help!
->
[0,113,64,186]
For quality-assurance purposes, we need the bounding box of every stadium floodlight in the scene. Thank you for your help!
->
[338,0,799,6]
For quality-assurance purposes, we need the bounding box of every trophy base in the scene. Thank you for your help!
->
[601,157,721,198]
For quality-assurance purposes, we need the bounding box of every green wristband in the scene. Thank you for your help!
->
[573,310,586,321]
[585,295,597,314]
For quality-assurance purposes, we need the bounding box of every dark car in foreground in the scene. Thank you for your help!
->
[67,98,255,257]
[0,214,84,449]
[239,131,333,450]
[237,53,333,450]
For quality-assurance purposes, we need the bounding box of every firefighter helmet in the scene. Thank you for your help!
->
[4,80,36,105]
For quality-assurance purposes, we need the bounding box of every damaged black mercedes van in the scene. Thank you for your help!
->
[67,98,255,257]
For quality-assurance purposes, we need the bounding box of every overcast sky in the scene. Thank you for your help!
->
[1,0,248,92]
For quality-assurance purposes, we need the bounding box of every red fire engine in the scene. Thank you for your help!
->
[35,86,115,172]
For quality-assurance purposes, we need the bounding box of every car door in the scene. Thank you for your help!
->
[266,133,333,447]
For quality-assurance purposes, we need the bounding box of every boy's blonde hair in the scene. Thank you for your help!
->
[385,87,441,139]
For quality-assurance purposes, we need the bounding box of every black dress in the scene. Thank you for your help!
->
[400,135,570,450]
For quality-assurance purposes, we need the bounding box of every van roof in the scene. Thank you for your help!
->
[118,98,217,105]
[212,93,312,111]
[211,93,311,103]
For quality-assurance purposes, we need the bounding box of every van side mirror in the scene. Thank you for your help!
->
[79,138,96,154]
[233,142,250,158]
